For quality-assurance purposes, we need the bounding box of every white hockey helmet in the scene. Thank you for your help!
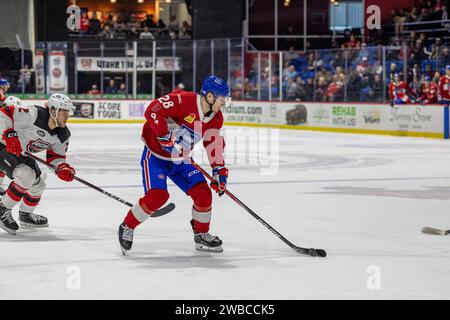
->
[3,95,22,108]
[48,93,75,115]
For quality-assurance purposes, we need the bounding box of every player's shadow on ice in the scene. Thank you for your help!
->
[127,254,237,270]
[0,228,99,242]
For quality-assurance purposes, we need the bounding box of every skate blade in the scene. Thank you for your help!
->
[421,227,449,236]
[195,243,223,252]
[19,222,49,228]
[0,223,17,235]
[120,246,128,255]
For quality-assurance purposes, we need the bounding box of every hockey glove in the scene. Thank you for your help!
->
[210,166,228,197]
[55,163,75,182]
[157,132,183,155]
[2,129,22,157]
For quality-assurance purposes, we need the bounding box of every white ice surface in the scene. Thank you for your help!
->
[1,124,449,299]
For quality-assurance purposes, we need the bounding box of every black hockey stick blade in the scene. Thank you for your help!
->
[421,227,450,236]
[294,246,327,257]
[151,202,176,218]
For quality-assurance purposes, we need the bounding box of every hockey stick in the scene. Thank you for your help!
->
[189,159,327,257]
[421,227,450,236]
[25,152,175,218]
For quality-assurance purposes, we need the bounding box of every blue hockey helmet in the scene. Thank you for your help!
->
[200,76,230,99]
[0,78,9,87]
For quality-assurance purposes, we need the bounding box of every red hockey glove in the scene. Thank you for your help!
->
[2,128,22,157]
[55,163,75,182]
[157,132,183,155]
[210,166,228,197]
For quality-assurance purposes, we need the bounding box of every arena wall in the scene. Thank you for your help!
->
[21,99,450,139]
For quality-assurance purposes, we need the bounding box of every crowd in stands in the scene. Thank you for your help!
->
[231,0,450,104]
[72,12,193,40]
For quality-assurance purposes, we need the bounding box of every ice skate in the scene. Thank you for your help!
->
[0,204,18,235]
[118,223,134,255]
[190,219,223,252]
[19,211,48,228]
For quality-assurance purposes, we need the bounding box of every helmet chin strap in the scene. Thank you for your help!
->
[50,108,60,128]
[204,94,216,117]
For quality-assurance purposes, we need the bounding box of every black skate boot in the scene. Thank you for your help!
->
[190,219,223,252]
[0,204,18,235]
[19,211,49,228]
[118,223,134,255]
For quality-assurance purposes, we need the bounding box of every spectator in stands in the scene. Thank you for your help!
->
[140,26,154,40]
[98,25,115,39]
[105,79,118,94]
[143,14,157,29]
[284,65,297,81]
[89,12,101,35]
[433,71,441,85]
[441,5,449,29]
[389,63,399,82]
[357,43,369,61]
[80,11,90,35]
[104,14,115,29]
[315,76,328,101]
[87,84,101,95]
[179,25,191,39]
[157,19,166,29]
[347,70,363,101]
[294,77,307,101]
[284,46,298,62]
[356,56,370,74]
[18,64,33,93]
[438,47,450,67]
[117,83,127,94]
[243,78,256,99]
[434,0,443,12]
[325,74,343,102]
[114,18,127,40]
[407,7,419,23]
[286,77,298,101]
[153,28,166,40]
[367,74,384,102]
[181,21,192,35]
[128,26,140,39]
[342,33,361,49]
[411,40,425,65]
[425,37,442,59]
[168,15,179,33]
[417,8,429,22]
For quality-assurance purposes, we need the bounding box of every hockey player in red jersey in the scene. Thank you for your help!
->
[389,73,412,105]
[438,65,450,105]
[0,79,10,195]
[118,76,231,254]
[417,75,438,104]
[0,94,76,234]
